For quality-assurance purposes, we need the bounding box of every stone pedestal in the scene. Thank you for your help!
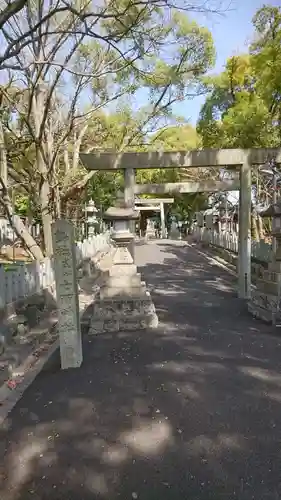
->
[89,206,158,334]
[249,262,281,324]
[145,219,156,240]
[248,201,281,324]
[170,221,180,239]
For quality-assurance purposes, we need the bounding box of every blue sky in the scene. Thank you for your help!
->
[176,0,281,125]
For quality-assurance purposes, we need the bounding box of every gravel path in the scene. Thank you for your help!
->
[1,240,281,500]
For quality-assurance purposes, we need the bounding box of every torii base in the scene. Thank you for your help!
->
[248,260,281,324]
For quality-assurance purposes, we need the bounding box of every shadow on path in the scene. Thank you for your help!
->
[1,241,281,500]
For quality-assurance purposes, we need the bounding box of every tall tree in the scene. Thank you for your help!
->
[0,0,217,256]
[197,4,281,238]
[250,5,281,140]
[197,5,281,149]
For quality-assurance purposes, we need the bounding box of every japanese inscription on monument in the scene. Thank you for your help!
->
[52,219,83,369]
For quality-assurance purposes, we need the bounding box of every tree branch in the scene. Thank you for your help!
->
[0,0,27,30]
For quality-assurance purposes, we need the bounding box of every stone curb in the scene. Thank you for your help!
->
[0,335,59,427]
[189,243,237,277]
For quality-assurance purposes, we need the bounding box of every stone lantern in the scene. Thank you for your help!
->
[104,199,139,264]
[248,199,281,324]
[145,219,156,240]
[170,219,180,240]
[89,195,158,334]
[85,199,98,237]
[218,204,228,232]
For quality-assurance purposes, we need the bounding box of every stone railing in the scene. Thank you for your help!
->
[192,227,272,263]
[0,218,40,246]
[0,231,111,308]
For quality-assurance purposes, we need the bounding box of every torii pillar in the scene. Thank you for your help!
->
[124,167,135,258]
[238,160,251,299]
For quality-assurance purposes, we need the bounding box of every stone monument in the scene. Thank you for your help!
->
[145,218,156,240]
[170,220,180,239]
[52,219,83,369]
[249,200,281,324]
[89,199,158,334]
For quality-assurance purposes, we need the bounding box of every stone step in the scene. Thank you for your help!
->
[100,285,147,299]
[89,313,158,335]
[108,264,138,278]
[93,295,155,317]
[104,273,142,289]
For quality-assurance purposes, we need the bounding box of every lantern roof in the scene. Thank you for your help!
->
[103,190,139,220]
[104,206,139,220]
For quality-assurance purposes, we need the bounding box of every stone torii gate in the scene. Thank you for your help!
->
[80,147,281,300]
[134,197,174,238]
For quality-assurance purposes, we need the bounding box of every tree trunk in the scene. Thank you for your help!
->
[11,215,44,260]
[54,185,61,219]
[0,181,44,260]
[32,80,53,257]
[257,215,265,240]
[0,122,44,260]
[40,177,53,256]
[0,121,8,186]
[36,145,53,256]
[251,214,259,241]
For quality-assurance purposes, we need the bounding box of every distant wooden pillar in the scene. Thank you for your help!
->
[124,167,136,258]
[238,161,251,299]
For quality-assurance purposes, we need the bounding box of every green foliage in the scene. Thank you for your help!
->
[150,125,201,150]
[1,0,217,234]
[13,193,41,222]
[222,95,278,147]
[83,117,207,218]
[75,6,215,121]
[13,194,29,216]
[197,4,281,149]
[251,6,281,128]
[87,172,123,211]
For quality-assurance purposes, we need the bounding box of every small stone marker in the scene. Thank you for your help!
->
[52,219,83,369]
